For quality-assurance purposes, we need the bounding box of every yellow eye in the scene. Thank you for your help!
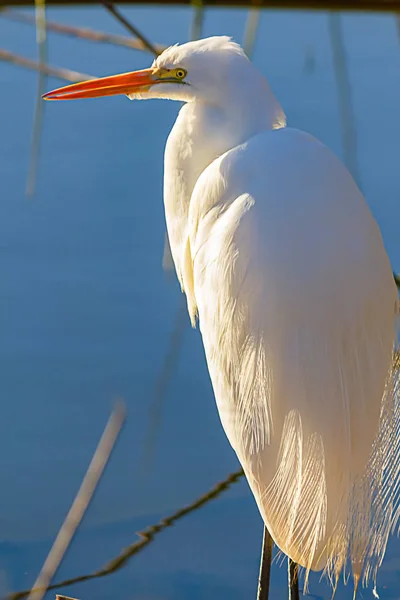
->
[174,69,187,80]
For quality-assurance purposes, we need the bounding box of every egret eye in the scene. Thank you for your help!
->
[175,69,187,80]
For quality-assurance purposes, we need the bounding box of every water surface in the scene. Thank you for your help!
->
[0,6,399,599]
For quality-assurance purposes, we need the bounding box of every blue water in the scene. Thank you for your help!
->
[1,5,400,599]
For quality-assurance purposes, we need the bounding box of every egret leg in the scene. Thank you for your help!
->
[257,526,273,600]
[288,558,300,600]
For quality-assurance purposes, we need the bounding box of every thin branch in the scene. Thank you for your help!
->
[1,9,165,54]
[102,2,160,56]
[23,403,126,600]
[0,49,94,82]
[9,468,244,600]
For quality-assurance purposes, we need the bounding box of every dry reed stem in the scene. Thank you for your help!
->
[9,468,244,599]
[0,49,94,82]
[1,9,165,54]
[102,2,160,56]
[21,403,126,600]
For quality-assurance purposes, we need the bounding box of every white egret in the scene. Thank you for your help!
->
[44,37,399,598]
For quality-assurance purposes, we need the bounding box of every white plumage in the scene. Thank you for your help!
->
[44,35,400,594]
[187,127,398,590]
[160,39,399,590]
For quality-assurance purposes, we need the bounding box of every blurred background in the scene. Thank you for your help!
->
[1,1,400,598]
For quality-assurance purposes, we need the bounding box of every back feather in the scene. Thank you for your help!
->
[186,127,400,592]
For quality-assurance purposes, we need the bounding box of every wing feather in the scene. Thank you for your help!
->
[186,128,399,588]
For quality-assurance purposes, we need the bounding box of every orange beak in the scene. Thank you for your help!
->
[42,67,157,101]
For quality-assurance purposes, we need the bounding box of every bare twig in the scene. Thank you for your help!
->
[22,403,126,600]
[103,2,160,56]
[0,49,94,82]
[1,9,165,54]
[9,468,244,599]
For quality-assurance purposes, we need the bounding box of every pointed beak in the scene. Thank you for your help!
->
[42,67,157,101]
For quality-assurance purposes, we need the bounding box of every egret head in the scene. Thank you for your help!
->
[43,36,271,108]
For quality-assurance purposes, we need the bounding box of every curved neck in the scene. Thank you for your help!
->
[163,91,285,282]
